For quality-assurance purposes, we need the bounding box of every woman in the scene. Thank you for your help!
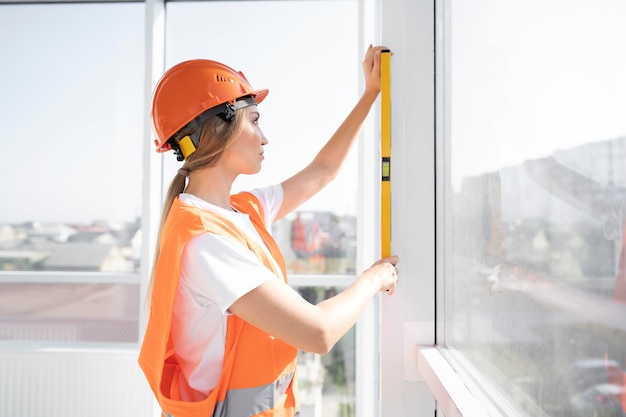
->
[139,45,399,417]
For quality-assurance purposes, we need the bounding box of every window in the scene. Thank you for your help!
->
[163,1,362,415]
[439,1,626,416]
[0,2,144,344]
[0,1,381,416]
[0,3,151,416]
[163,0,360,276]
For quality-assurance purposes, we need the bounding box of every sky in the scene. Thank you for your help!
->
[0,1,360,224]
[449,0,626,190]
[0,3,146,224]
[162,1,361,211]
[1,0,625,223]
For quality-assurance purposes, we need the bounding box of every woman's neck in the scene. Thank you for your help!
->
[184,168,234,211]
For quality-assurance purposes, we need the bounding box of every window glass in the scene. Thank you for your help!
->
[441,1,626,416]
[164,2,359,415]
[0,282,139,343]
[297,286,356,416]
[163,0,359,275]
[0,3,144,344]
[0,3,144,273]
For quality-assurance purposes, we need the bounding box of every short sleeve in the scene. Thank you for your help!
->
[248,184,284,228]
[180,231,277,313]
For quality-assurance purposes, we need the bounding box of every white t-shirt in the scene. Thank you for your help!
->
[170,184,284,401]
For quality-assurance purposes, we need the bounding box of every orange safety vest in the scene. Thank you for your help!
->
[138,193,299,417]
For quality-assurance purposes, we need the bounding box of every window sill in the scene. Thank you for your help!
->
[417,346,491,417]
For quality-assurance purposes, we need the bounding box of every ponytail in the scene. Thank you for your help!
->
[144,109,247,312]
[144,170,188,313]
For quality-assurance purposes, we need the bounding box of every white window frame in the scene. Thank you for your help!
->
[381,1,557,416]
[377,0,438,414]
[376,0,504,416]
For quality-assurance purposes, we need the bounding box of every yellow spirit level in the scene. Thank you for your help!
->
[380,49,391,258]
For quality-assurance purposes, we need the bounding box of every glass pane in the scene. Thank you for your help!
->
[297,286,355,417]
[163,0,359,275]
[273,213,357,275]
[0,3,145,273]
[442,1,626,416]
[0,3,144,345]
[0,282,139,343]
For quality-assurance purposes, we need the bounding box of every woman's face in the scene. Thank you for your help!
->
[223,106,268,175]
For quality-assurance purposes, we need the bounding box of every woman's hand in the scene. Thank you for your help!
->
[230,254,400,354]
[362,44,390,97]
[361,255,399,295]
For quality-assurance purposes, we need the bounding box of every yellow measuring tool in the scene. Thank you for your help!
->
[380,49,392,258]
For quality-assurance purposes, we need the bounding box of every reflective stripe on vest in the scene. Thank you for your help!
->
[164,370,295,417]
[139,192,299,417]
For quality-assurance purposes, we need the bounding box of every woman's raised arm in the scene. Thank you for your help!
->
[277,45,388,220]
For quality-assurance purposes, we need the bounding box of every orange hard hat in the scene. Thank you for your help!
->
[151,59,268,154]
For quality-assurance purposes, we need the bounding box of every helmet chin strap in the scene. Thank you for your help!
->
[169,96,258,161]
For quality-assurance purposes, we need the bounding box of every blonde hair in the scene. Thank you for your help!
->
[145,108,247,311]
